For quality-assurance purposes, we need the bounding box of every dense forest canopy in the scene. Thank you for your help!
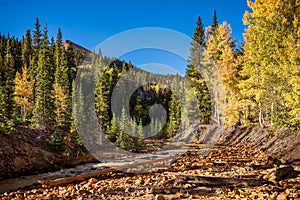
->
[0,0,299,152]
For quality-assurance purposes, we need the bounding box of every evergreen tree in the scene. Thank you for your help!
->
[167,94,181,137]
[52,83,68,127]
[95,69,112,131]
[211,10,218,33]
[193,16,205,47]
[53,29,70,129]
[107,115,118,142]
[30,17,41,80]
[32,23,55,128]
[115,106,144,151]
[21,29,32,68]
[186,15,212,124]
[3,39,17,128]
[71,79,84,146]
[55,28,62,70]
[95,66,118,131]
[0,86,10,134]
[29,17,42,108]
[137,119,144,148]
[117,107,130,149]
[49,129,65,152]
[64,46,77,91]
[32,17,41,48]
[0,37,18,134]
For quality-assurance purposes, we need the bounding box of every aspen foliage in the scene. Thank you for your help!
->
[206,22,240,126]
[13,66,34,122]
[240,0,300,128]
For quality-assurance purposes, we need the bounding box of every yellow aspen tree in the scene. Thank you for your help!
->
[13,66,34,122]
[241,0,300,129]
[281,2,300,128]
[52,83,68,126]
[206,22,240,126]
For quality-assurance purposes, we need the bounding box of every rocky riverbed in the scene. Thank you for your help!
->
[0,125,299,199]
[1,142,299,199]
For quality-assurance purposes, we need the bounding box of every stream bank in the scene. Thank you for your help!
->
[0,126,97,180]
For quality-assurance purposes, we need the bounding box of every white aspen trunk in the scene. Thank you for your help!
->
[258,101,264,127]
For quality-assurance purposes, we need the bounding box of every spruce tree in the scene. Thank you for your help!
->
[107,115,118,142]
[21,29,32,68]
[0,85,8,134]
[32,23,55,128]
[29,17,42,109]
[3,39,17,129]
[64,46,77,91]
[193,16,205,47]
[117,107,129,149]
[137,119,144,149]
[55,28,62,70]
[186,15,212,124]
[71,79,84,146]
[30,17,41,80]
[211,10,218,33]
[95,70,112,131]
[167,94,180,137]
[53,29,70,129]
[33,17,41,48]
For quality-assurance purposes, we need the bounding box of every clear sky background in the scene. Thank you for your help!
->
[1,0,250,75]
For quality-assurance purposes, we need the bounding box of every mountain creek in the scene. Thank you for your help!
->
[0,125,299,199]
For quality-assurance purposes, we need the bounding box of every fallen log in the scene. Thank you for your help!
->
[264,166,297,181]
[174,174,272,187]
[38,168,117,187]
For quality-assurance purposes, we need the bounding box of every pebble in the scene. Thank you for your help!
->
[277,192,287,200]
[156,194,165,200]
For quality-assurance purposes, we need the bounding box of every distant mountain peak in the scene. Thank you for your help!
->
[62,40,90,52]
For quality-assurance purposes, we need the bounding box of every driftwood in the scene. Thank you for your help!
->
[264,166,297,181]
[175,174,272,187]
[88,175,272,196]
[38,168,117,187]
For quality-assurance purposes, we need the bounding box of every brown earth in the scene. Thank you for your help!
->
[0,126,97,180]
[219,125,300,163]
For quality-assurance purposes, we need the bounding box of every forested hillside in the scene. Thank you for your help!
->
[0,18,183,151]
[0,0,299,154]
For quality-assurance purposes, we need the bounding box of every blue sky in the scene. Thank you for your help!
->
[1,0,249,75]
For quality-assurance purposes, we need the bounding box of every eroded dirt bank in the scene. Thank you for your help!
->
[219,125,300,163]
[0,126,97,180]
